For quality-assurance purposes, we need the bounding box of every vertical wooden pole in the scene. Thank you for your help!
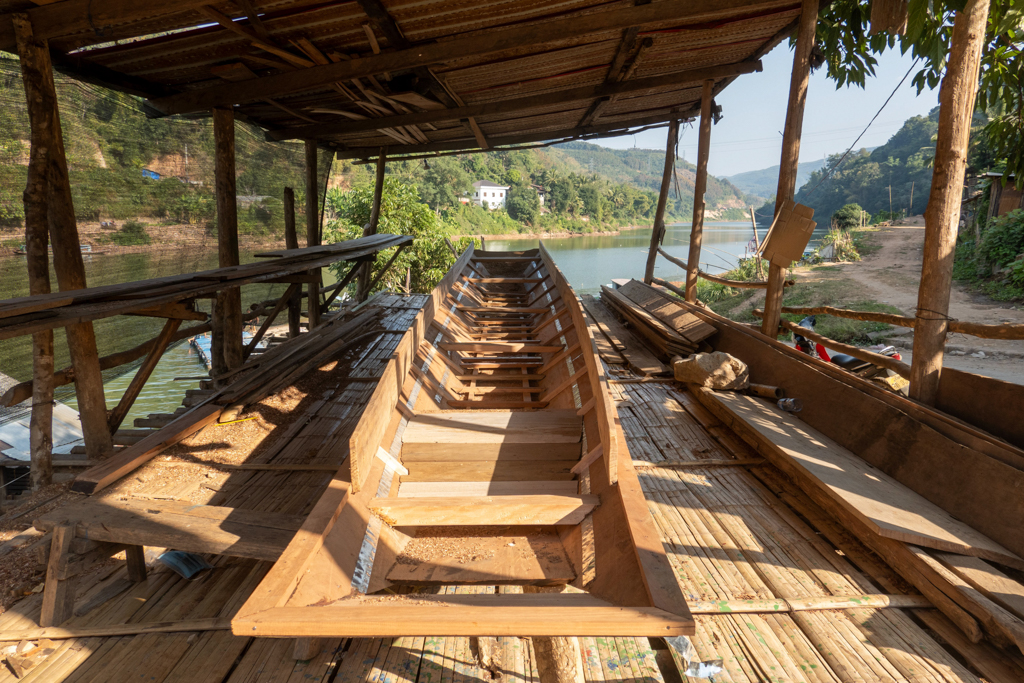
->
[684,80,714,302]
[305,140,321,328]
[14,14,54,489]
[909,0,990,405]
[17,16,112,460]
[359,150,387,301]
[212,107,242,380]
[749,207,765,279]
[761,0,818,338]
[643,119,679,284]
[283,186,301,337]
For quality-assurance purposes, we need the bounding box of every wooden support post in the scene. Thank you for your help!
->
[40,525,76,627]
[684,80,714,302]
[643,119,679,284]
[15,15,112,461]
[107,318,182,433]
[212,107,242,380]
[909,0,990,405]
[14,14,55,490]
[293,637,323,661]
[125,544,148,582]
[761,0,817,338]
[283,186,301,337]
[244,283,298,359]
[359,150,387,301]
[305,140,322,328]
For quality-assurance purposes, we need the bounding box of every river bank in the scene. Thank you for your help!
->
[707,219,1024,385]
[0,221,288,257]
[469,225,647,241]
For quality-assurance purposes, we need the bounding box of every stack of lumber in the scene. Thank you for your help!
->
[599,280,715,359]
[70,305,385,495]
[580,294,668,376]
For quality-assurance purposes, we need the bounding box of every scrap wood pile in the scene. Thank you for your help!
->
[71,303,388,495]
[598,280,716,358]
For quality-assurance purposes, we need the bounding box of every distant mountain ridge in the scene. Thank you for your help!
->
[725,158,828,198]
[553,141,764,219]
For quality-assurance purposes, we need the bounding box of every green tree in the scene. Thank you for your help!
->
[324,177,471,294]
[505,182,540,225]
[831,203,864,229]
[418,157,472,209]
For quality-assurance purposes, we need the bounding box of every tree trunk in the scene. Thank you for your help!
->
[14,14,55,489]
[643,119,679,284]
[761,0,818,338]
[213,107,242,380]
[684,80,714,302]
[305,140,322,327]
[283,186,302,337]
[909,0,990,404]
[359,150,387,301]
[17,14,112,460]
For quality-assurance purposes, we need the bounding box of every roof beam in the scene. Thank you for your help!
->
[145,0,795,116]
[0,0,214,52]
[334,106,701,160]
[268,61,760,141]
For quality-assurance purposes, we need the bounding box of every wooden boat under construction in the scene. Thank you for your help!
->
[231,245,695,638]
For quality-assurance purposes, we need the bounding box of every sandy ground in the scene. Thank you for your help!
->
[799,216,1024,384]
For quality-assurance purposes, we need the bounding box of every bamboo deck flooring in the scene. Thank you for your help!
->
[0,296,1020,681]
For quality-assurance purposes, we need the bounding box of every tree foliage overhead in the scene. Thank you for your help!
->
[816,0,1024,178]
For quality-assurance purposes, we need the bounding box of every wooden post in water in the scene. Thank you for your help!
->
[15,15,112,460]
[909,0,990,405]
[761,0,818,338]
[14,14,54,488]
[283,187,302,337]
[643,119,679,284]
[305,140,321,328]
[359,150,387,301]
[212,107,242,379]
[684,80,714,302]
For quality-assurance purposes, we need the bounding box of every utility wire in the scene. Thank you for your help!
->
[801,58,920,200]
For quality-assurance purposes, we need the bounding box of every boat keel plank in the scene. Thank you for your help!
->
[369,494,599,525]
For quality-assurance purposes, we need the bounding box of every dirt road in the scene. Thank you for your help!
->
[797,218,1024,384]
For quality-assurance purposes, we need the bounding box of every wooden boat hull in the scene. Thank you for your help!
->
[231,245,694,638]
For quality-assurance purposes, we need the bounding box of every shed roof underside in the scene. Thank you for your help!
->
[0,0,800,159]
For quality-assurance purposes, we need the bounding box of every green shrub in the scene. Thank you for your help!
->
[109,219,151,246]
[980,209,1024,267]
[831,203,864,229]
[812,227,862,263]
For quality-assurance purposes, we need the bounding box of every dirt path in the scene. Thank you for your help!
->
[795,218,1024,384]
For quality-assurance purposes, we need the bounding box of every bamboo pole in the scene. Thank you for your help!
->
[655,252,794,290]
[749,207,765,279]
[305,140,322,328]
[212,107,242,380]
[751,309,912,379]
[643,119,679,284]
[18,15,112,461]
[684,80,714,302]
[106,318,182,433]
[776,305,1024,340]
[762,0,818,339]
[283,186,301,338]
[14,14,54,489]
[910,0,991,405]
[359,149,387,301]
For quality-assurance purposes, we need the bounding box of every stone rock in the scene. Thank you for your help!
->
[673,352,749,390]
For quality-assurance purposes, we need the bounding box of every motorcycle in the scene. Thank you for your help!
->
[792,315,909,395]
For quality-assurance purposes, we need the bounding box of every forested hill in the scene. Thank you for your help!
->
[550,141,762,219]
[725,157,828,198]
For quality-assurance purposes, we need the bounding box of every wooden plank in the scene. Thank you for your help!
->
[400,461,575,482]
[35,498,303,561]
[71,403,221,494]
[706,389,1024,570]
[458,307,549,314]
[617,280,717,343]
[401,442,580,461]
[386,531,576,585]
[631,458,764,469]
[368,495,598,526]
[581,295,667,376]
[397,481,579,497]
[403,411,581,444]
[235,595,692,637]
[440,342,563,353]
[446,400,550,409]
[936,552,1024,620]
[0,617,229,642]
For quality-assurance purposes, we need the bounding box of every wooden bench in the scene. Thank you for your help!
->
[34,499,304,626]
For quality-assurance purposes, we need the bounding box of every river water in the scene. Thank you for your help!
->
[488,221,827,294]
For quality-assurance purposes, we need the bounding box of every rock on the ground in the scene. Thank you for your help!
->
[673,352,749,390]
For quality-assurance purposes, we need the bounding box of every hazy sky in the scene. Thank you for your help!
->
[595,44,940,178]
